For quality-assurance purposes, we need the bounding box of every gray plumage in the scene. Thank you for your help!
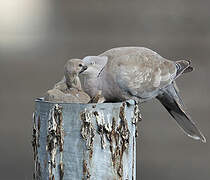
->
[80,47,206,142]
[44,59,90,103]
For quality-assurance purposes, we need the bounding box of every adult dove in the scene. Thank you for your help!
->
[80,47,206,142]
[44,59,90,103]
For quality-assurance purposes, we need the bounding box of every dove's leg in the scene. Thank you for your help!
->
[156,82,206,142]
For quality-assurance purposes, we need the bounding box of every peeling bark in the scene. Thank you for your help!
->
[46,104,64,180]
[133,103,142,138]
[83,159,91,180]
[80,109,95,154]
[33,99,138,179]
[94,111,108,149]
[32,112,41,180]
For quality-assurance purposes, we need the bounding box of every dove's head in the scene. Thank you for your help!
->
[81,56,108,77]
[64,59,88,76]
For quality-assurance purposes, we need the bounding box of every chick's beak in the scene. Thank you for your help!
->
[79,65,88,74]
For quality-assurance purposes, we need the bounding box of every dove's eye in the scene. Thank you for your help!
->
[79,64,83,67]
[90,61,95,65]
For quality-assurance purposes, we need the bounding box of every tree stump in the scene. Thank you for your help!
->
[32,98,140,180]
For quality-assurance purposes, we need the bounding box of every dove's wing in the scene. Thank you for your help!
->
[107,52,177,100]
[99,46,158,58]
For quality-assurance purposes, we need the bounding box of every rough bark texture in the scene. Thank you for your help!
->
[32,99,140,180]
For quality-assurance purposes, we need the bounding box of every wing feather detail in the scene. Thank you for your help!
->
[108,52,176,98]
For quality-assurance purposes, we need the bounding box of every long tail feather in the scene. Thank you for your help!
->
[175,60,193,79]
[157,82,206,142]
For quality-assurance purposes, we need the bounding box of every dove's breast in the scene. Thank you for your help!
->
[79,74,99,98]
[99,69,128,102]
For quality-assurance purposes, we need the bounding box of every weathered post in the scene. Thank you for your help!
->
[32,98,140,180]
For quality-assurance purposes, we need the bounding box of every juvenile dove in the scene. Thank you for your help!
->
[44,59,90,103]
[80,47,206,142]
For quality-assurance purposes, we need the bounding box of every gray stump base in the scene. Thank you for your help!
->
[32,99,140,180]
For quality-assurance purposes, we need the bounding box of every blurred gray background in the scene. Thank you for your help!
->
[0,0,210,179]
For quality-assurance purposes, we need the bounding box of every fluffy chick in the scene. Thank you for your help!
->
[44,59,90,103]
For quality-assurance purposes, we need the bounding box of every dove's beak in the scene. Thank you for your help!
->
[79,65,88,74]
